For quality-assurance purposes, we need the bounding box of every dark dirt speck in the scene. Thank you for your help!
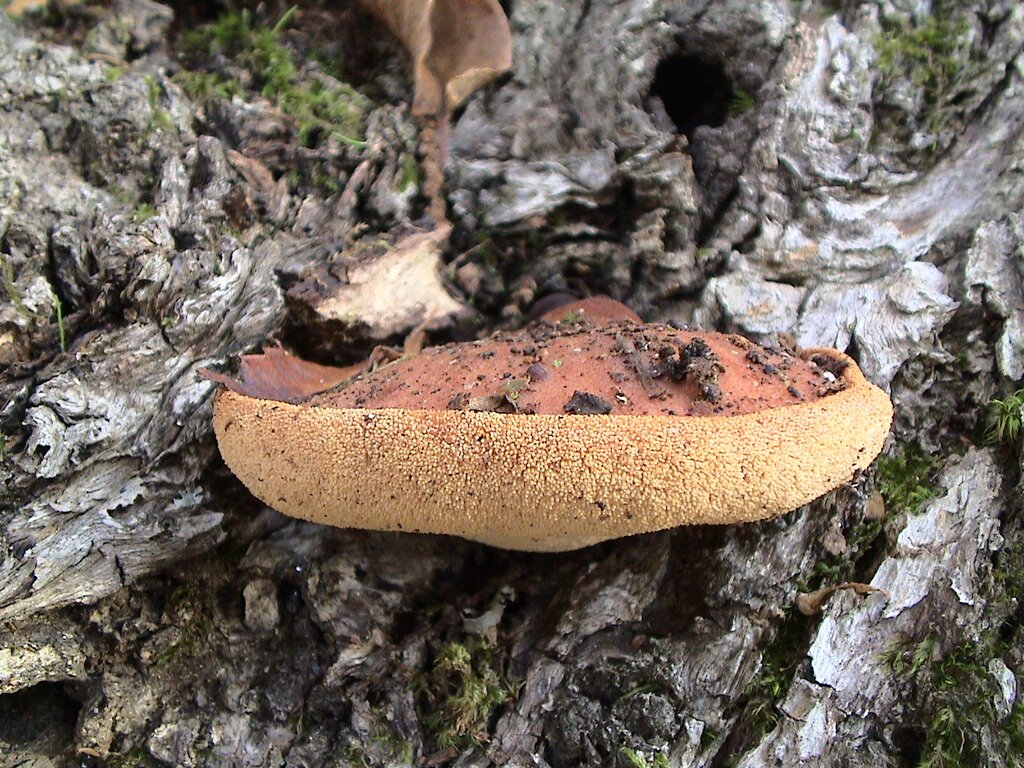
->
[564,391,613,415]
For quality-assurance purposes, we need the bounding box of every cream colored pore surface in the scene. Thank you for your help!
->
[212,354,892,551]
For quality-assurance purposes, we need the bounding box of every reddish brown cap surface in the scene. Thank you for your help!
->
[209,309,893,551]
[535,296,644,324]
[307,319,837,418]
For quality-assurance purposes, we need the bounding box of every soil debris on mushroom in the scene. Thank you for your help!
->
[564,391,614,415]
[657,338,725,404]
[613,333,667,400]
[203,298,893,551]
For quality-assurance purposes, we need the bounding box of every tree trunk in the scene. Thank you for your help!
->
[2,1,1023,766]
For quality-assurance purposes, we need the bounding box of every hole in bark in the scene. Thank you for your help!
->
[648,53,735,137]
[0,682,80,758]
[891,723,925,764]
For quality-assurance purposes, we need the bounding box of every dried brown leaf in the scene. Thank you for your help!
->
[3,0,77,17]
[865,489,887,520]
[355,0,512,115]
[795,582,887,616]
[199,345,357,403]
[285,224,467,346]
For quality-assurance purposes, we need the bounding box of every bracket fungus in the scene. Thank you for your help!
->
[203,299,892,552]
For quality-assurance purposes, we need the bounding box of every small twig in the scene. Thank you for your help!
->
[84,52,128,67]
[614,333,666,399]
[448,238,496,269]
[419,113,449,226]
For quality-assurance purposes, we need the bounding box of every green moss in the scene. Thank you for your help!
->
[698,722,720,751]
[133,203,158,223]
[399,153,419,192]
[619,747,670,768]
[735,609,808,747]
[880,531,1024,768]
[901,637,1024,767]
[153,583,210,667]
[310,170,341,195]
[801,445,941,603]
[105,183,136,206]
[875,446,942,517]
[803,557,850,590]
[144,74,173,132]
[176,7,366,148]
[341,709,414,767]
[877,15,967,102]
[3,259,68,350]
[341,741,367,767]
[314,49,349,82]
[801,510,887,592]
[801,474,896,592]
[370,709,414,764]
[415,639,514,751]
[727,90,755,117]
[693,247,714,261]
[469,234,502,269]
[172,70,243,101]
[287,79,367,149]
[875,12,981,147]
[152,645,178,666]
[880,631,938,679]
[985,389,1024,446]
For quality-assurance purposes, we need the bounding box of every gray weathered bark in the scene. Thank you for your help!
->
[2,0,1023,766]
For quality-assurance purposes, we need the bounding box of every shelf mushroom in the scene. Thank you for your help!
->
[203,299,892,551]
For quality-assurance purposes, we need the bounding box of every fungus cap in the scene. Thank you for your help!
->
[209,317,892,551]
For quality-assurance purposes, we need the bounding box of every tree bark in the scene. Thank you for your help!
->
[2,1,1023,767]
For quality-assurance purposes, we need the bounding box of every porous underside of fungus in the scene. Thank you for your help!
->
[208,309,893,551]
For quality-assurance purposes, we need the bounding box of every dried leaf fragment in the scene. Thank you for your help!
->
[285,224,469,350]
[199,345,356,403]
[795,582,887,616]
[4,0,81,17]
